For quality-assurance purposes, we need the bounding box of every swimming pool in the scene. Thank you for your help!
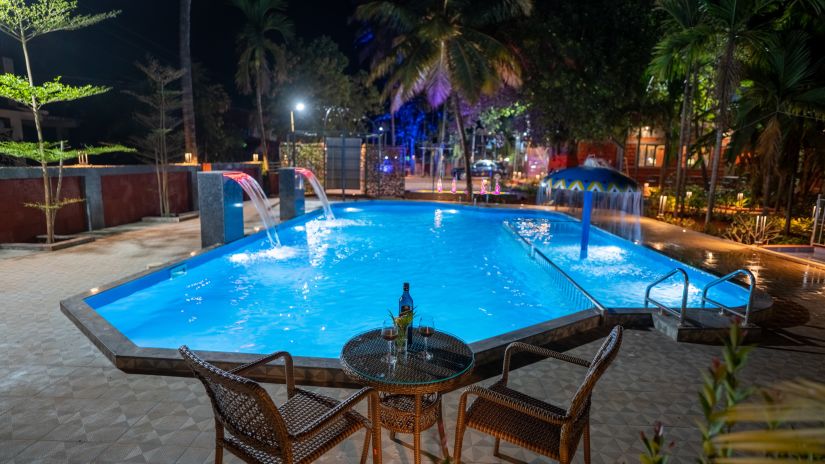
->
[83,201,750,358]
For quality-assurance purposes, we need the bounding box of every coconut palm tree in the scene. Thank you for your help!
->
[355,0,533,198]
[701,0,779,228]
[648,0,709,214]
[727,32,825,230]
[231,0,292,172]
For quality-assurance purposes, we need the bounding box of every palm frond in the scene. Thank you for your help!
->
[713,379,825,460]
[354,1,418,33]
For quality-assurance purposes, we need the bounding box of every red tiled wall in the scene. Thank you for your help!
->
[101,172,191,227]
[0,177,87,243]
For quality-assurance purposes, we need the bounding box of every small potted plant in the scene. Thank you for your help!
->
[388,308,415,355]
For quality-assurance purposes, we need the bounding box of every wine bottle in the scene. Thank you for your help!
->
[398,282,414,349]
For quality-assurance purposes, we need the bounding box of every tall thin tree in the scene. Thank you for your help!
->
[702,0,777,228]
[180,0,198,160]
[231,0,293,172]
[0,0,124,243]
[648,0,708,215]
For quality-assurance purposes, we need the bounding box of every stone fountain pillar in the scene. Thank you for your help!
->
[279,167,304,220]
[197,171,244,248]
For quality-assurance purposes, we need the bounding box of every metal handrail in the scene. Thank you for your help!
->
[502,222,607,314]
[644,268,690,326]
[701,269,756,326]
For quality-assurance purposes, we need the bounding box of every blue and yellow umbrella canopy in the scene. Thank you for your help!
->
[549,166,639,193]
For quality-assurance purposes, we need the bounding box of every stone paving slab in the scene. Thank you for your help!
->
[1,201,824,463]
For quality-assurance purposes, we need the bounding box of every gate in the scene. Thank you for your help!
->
[325,137,363,196]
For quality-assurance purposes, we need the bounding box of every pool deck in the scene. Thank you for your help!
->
[1,200,824,463]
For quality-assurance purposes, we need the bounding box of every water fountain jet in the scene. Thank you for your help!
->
[537,157,642,258]
[295,167,335,220]
[222,172,281,247]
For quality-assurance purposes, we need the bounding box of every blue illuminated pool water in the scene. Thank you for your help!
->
[88,201,749,357]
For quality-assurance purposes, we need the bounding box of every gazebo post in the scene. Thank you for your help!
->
[580,190,593,259]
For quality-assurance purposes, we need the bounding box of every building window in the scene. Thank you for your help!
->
[638,144,664,167]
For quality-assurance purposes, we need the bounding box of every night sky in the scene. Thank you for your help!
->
[1,0,362,103]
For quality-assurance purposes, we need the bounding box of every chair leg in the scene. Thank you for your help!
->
[453,424,465,464]
[436,401,450,459]
[583,421,591,464]
[214,422,224,464]
[454,395,469,464]
[360,428,371,464]
[493,438,501,457]
[370,393,383,464]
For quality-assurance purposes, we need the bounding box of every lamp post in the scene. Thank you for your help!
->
[290,102,305,167]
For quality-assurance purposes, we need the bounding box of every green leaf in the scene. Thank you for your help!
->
[0,0,118,41]
[0,74,110,108]
[0,141,133,163]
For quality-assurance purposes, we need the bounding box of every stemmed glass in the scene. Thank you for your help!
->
[418,315,435,360]
[381,319,399,365]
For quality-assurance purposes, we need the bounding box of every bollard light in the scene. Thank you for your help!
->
[658,195,668,215]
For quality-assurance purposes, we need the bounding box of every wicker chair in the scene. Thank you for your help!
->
[179,346,382,464]
[453,326,623,464]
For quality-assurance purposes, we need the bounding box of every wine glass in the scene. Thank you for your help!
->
[418,315,435,360]
[381,319,398,365]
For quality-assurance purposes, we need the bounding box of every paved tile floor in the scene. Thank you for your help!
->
[1,201,824,463]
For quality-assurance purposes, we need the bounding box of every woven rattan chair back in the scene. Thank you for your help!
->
[567,326,623,422]
[180,346,288,457]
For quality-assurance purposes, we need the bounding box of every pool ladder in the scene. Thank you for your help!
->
[645,268,757,326]
[645,268,689,326]
[702,269,757,326]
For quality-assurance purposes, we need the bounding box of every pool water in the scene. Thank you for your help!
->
[88,202,748,357]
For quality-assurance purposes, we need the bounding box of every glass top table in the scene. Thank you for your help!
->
[340,328,475,464]
[340,328,474,391]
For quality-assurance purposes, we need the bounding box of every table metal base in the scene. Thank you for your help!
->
[379,393,450,463]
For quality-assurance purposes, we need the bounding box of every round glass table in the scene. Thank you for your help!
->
[340,329,474,464]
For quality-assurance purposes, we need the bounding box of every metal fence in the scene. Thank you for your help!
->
[364,145,405,197]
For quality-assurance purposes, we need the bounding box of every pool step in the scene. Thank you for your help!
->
[652,309,763,344]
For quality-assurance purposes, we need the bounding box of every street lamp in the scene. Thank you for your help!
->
[290,102,305,166]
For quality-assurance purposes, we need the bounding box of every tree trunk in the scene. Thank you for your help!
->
[255,70,269,171]
[658,129,672,190]
[705,39,736,228]
[390,111,396,147]
[180,0,198,160]
[784,137,803,235]
[633,126,642,179]
[566,139,579,168]
[451,95,472,199]
[675,63,695,216]
[436,103,447,178]
[706,126,725,226]
[20,33,56,243]
[159,82,170,217]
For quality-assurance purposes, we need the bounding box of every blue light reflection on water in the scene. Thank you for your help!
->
[89,202,747,357]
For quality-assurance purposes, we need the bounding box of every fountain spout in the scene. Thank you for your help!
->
[222,172,280,247]
[295,168,335,220]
